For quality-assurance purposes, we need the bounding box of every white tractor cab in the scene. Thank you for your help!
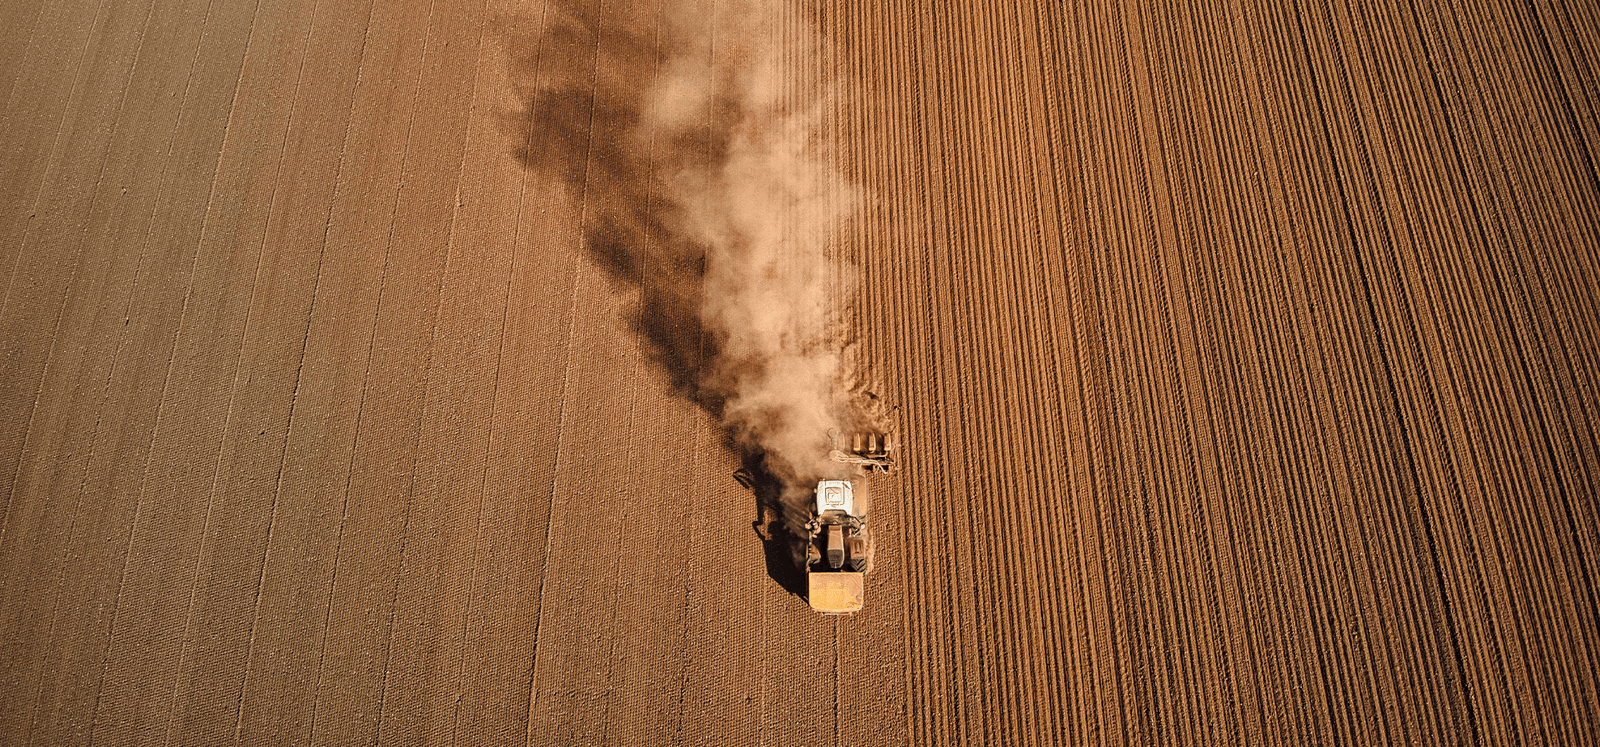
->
[805,480,868,572]
[804,479,868,614]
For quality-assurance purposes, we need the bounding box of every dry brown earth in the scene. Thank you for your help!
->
[1,0,1598,744]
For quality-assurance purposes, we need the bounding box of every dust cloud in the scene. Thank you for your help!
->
[637,1,862,501]
[516,0,871,561]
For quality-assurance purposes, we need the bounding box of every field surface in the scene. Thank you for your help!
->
[1,0,1598,744]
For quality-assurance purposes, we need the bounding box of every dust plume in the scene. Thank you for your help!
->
[639,0,864,509]
[513,0,875,552]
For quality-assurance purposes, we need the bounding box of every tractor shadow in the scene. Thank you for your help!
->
[499,0,810,598]
[743,453,809,598]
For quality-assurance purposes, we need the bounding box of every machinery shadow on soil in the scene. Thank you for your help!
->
[742,454,810,597]
[500,1,807,598]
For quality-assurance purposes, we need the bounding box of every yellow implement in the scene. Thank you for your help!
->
[808,571,864,614]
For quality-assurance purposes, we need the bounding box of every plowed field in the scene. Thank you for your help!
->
[1,0,1597,744]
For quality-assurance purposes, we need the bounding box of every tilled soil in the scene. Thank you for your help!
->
[0,0,1597,744]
